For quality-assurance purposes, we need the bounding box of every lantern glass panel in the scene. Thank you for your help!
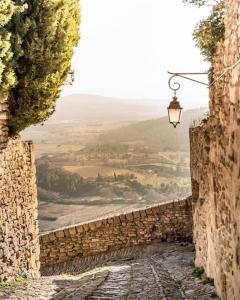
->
[168,108,182,127]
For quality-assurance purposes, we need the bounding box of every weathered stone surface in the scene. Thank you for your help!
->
[0,138,40,281]
[0,94,8,145]
[0,241,217,300]
[190,1,240,299]
[40,198,192,269]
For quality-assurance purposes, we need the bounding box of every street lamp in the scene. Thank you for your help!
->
[167,95,182,128]
[167,71,208,128]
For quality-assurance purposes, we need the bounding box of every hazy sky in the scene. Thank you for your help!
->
[62,0,211,109]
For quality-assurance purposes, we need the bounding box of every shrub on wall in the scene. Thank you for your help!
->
[193,4,224,62]
[183,1,224,63]
[0,0,80,135]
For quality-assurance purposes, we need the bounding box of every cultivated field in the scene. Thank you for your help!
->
[22,95,206,232]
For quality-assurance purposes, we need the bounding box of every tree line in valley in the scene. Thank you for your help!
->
[36,160,150,199]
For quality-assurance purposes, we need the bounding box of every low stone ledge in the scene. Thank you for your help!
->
[40,197,192,269]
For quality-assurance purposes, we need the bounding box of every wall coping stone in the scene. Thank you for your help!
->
[40,197,191,238]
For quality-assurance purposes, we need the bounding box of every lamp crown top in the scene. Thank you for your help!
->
[168,97,182,110]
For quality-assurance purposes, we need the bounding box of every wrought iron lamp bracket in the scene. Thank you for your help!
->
[168,71,209,95]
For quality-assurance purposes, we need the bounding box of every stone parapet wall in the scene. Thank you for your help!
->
[0,138,40,281]
[190,0,240,299]
[40,198,192,269]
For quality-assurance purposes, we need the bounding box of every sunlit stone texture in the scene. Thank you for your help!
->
[190,1,240,299]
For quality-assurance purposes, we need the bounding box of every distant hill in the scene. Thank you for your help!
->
[22,93,208,154]
[45,94,167,123]
[97,108,208,151]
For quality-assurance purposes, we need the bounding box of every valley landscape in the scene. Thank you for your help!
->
[22,94,208,232]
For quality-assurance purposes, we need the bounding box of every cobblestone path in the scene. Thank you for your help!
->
[0,241,218,300]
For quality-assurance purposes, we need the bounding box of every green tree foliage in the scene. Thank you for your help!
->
[0,1,25,93]
[2,0,80,135]
[183,1,224,62]
[193,4,224,62]
[0,0,15,93]
[37,160,97,197]
[37,158,152,198]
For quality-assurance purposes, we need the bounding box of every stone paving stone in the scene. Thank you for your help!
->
[0,241,218,300]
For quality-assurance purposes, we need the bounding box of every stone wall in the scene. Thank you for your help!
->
[0,94,9,145]
[0,138,40,281]
[40,198,192,269]
[190,0,240,299]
